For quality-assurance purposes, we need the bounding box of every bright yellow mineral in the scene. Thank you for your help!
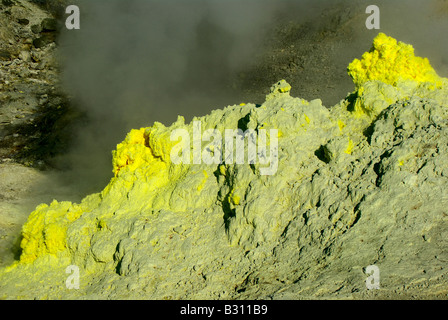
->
[348,32,443,89]
[7,33,448,271]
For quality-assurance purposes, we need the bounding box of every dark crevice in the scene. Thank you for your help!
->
[237,112,251,132]
[373,150,392,187]
[315,145,331,164]
[11,234,23,261]
[345,91,358,113]
[222,196,236,232]
[351,197,364,227]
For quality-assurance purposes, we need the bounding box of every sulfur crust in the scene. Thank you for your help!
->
[348,32,443,89]
[347,33,446,118]
[17,120,187,265]
[12,33,448,265]
[1,33,447,297]
[19,199,96,263]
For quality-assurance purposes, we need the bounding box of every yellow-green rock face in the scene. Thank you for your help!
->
[1,33,448,299]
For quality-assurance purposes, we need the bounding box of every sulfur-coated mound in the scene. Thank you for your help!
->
[1,33,448,299]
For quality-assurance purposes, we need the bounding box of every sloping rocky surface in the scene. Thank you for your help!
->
[0,32,447,299]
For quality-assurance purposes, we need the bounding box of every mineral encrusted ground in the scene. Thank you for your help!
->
[1,32,447,299]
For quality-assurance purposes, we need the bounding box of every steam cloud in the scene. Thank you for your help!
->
[52,0,447,197]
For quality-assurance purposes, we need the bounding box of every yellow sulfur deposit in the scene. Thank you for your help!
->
[196,170,209,191]
[19,198,95,263]
[265,79,292,101]
[344,138,354,155]
[1,33,448,299]
[12,33,448,265]
[112,122,177,177]
[346,33,446,119]
[348,33,443,89]
[18,120,187,264]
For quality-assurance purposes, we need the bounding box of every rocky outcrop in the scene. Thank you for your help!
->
[0,33,447,299]
[0,0,76,166]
